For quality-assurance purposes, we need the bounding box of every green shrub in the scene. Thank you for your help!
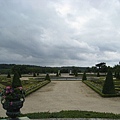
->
[82,72,87,81]
[102,70,115,94]
[33,73,36,77]
[116,72,120,79]
[45,74,51,81]
[56,72,59,77]
[7,72,11,78]
[12,71,22,88]
[74,71,78,77]
[97,72,100,77]
[20,110,120,119]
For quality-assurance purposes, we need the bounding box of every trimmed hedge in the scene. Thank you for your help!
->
[25,80,50,97]
[1,110,120,119]
[19,110,120,119]
[82,72,87,81]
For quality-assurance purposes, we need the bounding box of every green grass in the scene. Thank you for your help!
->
[19,110,120,119]
[1,110,120,119]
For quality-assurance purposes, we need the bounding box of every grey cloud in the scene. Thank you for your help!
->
[0,0,120,66]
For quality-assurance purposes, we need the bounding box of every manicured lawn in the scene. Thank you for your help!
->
[21,110,120,119]
[1,110,120,119]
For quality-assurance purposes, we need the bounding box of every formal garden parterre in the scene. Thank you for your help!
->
[82,71,120,97]
[0,67,120,119]
[0,75,50,97]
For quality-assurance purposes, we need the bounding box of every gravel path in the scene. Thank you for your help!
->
[0,81,120,117]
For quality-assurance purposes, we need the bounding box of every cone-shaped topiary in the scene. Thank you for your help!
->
[18,70,21,78]
[114,72,117,78]
[45,73,51,81]
[116,72,120,79]
[74,71,78,77]
[59,72,61,76]
[97,72,100,77]
[56,72,59,77]
[82,72,87,81]
[7,72,11,78]
[102,70,115,94]
[12,71,22,88]
[33,73,36,77]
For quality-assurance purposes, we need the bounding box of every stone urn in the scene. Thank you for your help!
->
[1,97,25,119]
[1,86,25,119]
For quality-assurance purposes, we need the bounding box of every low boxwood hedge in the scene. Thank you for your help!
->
[1,110,120,119]
[19,110,120,119]
[25,80,50,96]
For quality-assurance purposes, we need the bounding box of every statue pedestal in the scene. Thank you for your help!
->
[1,117,30,120]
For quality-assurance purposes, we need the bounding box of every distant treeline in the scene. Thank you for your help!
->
[0,64,86,74]
[0,63,120,74]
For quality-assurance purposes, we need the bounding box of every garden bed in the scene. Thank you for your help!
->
[0,76,50,96]
[83,78,120,97]
[24,80,50,96]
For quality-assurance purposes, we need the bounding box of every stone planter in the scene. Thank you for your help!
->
[1,97,25,119]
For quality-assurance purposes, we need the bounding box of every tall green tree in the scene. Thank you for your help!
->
[102,70,115,94]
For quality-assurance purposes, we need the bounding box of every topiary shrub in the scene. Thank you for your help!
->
[45,74,51,81]
[102,70,115,94]
[97,72,100,77]
[37,73,39,76]
[12,71,22,88]
[74,71,78,77]
[56,72,59,77]
[18,70,22,78]
[116,72,120,79]
[7,72,11,78]
[59,72,61,76]
[82,72,87,81]
[33,73,36,77]
[114,72,117,78]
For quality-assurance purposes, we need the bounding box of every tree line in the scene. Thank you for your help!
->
[0,64,84,74]
[0,63,120,75]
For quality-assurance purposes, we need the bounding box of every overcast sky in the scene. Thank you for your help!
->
[0,0,120,67]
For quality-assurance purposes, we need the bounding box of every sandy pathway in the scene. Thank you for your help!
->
[0,81,120,117]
